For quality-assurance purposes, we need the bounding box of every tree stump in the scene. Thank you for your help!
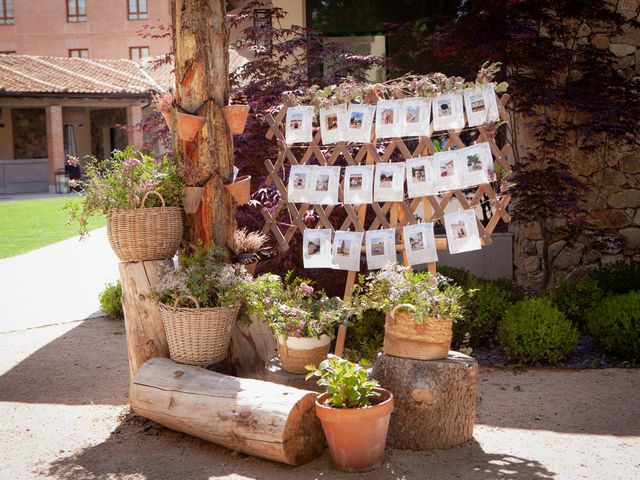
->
[119,260,172,380]
[130,357,325,465]
[371,351,478,450]
[228,315,277,377]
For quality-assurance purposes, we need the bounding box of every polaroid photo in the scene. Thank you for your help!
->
[343,164,374,204]
[482,83,500,123]
[432,93,465,132]
[405,156,438,198]
[331,230,364,271]
[285,106,315,144]
[374,162,406,202]
[402,97,431,137]
[320,104,348,145]
[366,228,397,270]
[459,142,494,188]
[403,222,438,266]
[444,209,482,254]
[346,104,376,143]
[435,150,463,192]
[303,228,333,269]
[287,164,314,203]
[375,99,404,139]
[464,87,489,127]
[309,166,341,205]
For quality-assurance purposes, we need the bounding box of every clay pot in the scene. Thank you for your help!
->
[222,104,250,135]
[315,388,393,472]
[276,334,331,374]
[224,175,251,204]
[160,110,174,129]
[176,111,206,141]
[183,186,204,214]
[244,260,257,275]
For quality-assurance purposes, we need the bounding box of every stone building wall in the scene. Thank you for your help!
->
[11,108,47,159]
[513,0,640,289]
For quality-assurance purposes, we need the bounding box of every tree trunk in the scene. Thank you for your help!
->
[371,351,478,450]
[130,358,325,466]
[119,260,172,380]
[172,0,235,247]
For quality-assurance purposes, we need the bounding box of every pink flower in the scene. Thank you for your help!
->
[66,155,80,167]
[299,283,314,295]
[122,157,141,172]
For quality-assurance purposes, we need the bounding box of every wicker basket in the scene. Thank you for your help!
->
[159,299,238,366]
[107,191,183,262]
[276,334,331,374]
[383,304,452,361]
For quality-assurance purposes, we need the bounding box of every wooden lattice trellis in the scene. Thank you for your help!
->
[261,92,512,355]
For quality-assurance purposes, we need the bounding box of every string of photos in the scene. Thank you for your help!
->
[260,64,513,277]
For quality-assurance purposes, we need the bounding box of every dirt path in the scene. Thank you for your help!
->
[1,318,639,480]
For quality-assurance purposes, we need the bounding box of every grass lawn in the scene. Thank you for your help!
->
[0,196,106,259]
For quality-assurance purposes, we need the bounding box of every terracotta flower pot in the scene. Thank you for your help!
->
[224,175,251,204]
[276,334,331,374]
[161,110,174,129]
[315,388,393,472]
[176,111,206,142]
[222,104,250,135]
[244,260,257,275]
[183,186,204,214]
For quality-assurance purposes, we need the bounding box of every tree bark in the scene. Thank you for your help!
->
[173,0,235,247]
[130,358,326,466]
[119,260,172,380]
[371,351,478,450]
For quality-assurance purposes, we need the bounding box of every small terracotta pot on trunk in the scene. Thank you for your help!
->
[224,175,251,204]
[222,104,250,135]
[315,388,393,472]
[161,110,174,129]
[183,186,204,214]
[175,111,206,142]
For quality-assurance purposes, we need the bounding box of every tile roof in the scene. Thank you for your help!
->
[0,54,156,96]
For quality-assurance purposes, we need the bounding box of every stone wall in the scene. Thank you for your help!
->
[514,0,640,289]
[12,108,47,159]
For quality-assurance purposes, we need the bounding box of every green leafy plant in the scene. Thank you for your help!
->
[497,298,578,365]
[66,146,184,237]
[349,263,464,324]
[343,309,385,363]
[591,261,640,296]
[98,281,123,320]
[436,265,474,288]
[306,355,380,408]
[546,277,603,330]
[587,292,640,362]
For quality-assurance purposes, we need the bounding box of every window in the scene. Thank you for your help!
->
[129,46,150,62]
[69,49,89,58]
[128,0,148,20]
[67,0,87,22]
[0,0,14,24]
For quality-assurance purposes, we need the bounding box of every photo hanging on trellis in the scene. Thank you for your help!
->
[303,228,333,269]
[346,103,376,143]
[375,99,404,139]
[374,162,406,202]
[343,164,374,204]
[402,97,431,137]
[432,93,465,132]
[287,164,314,203]
[320,104,347,145]
[406,156,438,198]
[460,142,494,187]
[331,230,364,271]
[285,105,315,144]
[444,209,482,254]
[365,228,397,270]
[310,166,341,205]
[403,222,438,266]
[482,83,501,124]
[435,150,463,192]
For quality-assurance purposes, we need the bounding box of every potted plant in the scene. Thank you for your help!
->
[152,90,176,129]
[152,243,254,365]
[306,355,393,472]
[224,173,251,205]
[154,89,206,142]
[227,228,270,274]
[222,91,250,135]
[66,147,184,262]
[350,263,464,360]
[249,274,346,374]
[180,162,211,214]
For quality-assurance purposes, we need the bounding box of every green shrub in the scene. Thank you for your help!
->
[343,309,385,363]
[497,298,578,365]
[546,277,603,329]
[591,261,640,295]
[587,291,640,361]
[99,281,123,320]
[437,266,474,288]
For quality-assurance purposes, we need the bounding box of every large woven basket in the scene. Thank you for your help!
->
[159,302,238,366]
[107,191,183,262]
[276,334,331,374]
[383,304,452,361]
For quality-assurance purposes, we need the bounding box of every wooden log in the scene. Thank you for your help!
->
[228,315,277,378]
[371,351,478,450]
[119,260,172,380]
[130,357,325,466]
